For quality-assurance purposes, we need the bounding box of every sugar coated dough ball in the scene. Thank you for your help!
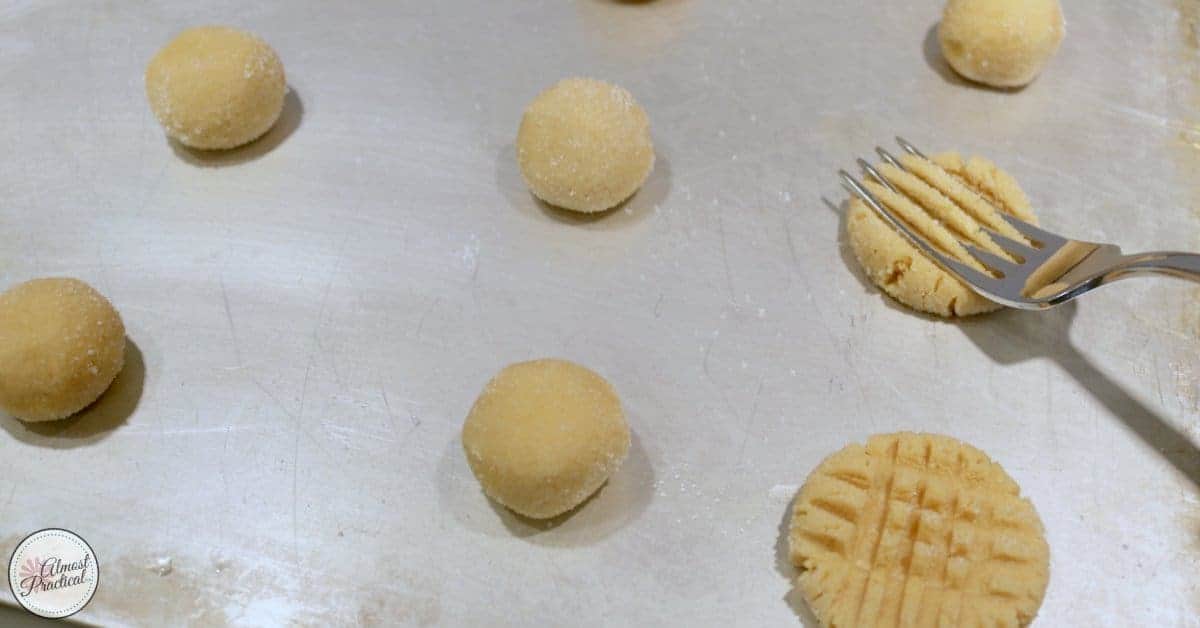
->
[939,0,1064,88]
[847,152,1038,317]
[145,26,286,150]
[462,359,631,519]
[517,78,655,213]
[789,432,1050,627]
[0,278,126,422]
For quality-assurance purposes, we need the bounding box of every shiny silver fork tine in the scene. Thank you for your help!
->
[873,148,907,175]
[896,136,927,159]
[838,170,998,289]
[895,138,1062,254]
[938,255,999,289]
[875,147,905,171]
[882,143,1029,264]
[963,244,1016,276]
[856,158,896,192]
[986,230,1043,262]
[999,213,1068,248]
[897,136,1063,250]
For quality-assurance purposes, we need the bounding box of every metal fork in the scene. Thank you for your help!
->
[839,137,1200,310]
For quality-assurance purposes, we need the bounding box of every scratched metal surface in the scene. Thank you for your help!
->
[0,0,1198,626]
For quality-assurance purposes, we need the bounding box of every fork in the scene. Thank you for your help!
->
[839,137,1200,310]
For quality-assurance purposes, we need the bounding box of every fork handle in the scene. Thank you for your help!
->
[1110,252,1200,283]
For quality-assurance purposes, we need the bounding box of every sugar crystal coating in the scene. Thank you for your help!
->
[462,359,630,519]
[145,25,286,150]
[0,278,126,422]
[516,78,655,213]
[939,0,1064,88]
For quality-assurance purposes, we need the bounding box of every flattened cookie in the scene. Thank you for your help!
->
[788,432,1049,627]
[846,152,1037,317]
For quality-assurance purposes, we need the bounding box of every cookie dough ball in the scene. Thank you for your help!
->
[516,78,655,213]
[789,432,1050,627]
[145,26,287,150]
[846,151,1038,317]
[939,0,1064,88]
[0,278,126,422]
[462,359,630,519]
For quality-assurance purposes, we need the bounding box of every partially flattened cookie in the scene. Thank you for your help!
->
[846,152,1038,317]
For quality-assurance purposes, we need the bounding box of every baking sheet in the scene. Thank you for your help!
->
[1,0,1198,625]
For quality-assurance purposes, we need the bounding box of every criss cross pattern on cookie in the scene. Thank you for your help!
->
[789,433,1049,628]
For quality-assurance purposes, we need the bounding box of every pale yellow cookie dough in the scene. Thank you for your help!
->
[146,26,287,150]
[0,278,126,422]
[789,432,1050,628]
[846,152,1038,317]
[462,359,630,519]
[939,0,1064,88]
[516,78,655,213]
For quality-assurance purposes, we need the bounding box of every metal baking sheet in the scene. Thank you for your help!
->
[1,0,1198,625]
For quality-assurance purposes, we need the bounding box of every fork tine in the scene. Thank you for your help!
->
[839,169,997,288]
[894,139,1063,252]
[895,137,927,159]
[936,253,999,288]
[963,244,1016,276]
[985,230,1041,261]
[875,147,906,171]
[856,158,896,192]
[999,213,1067,247]
[839,169,877,205]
